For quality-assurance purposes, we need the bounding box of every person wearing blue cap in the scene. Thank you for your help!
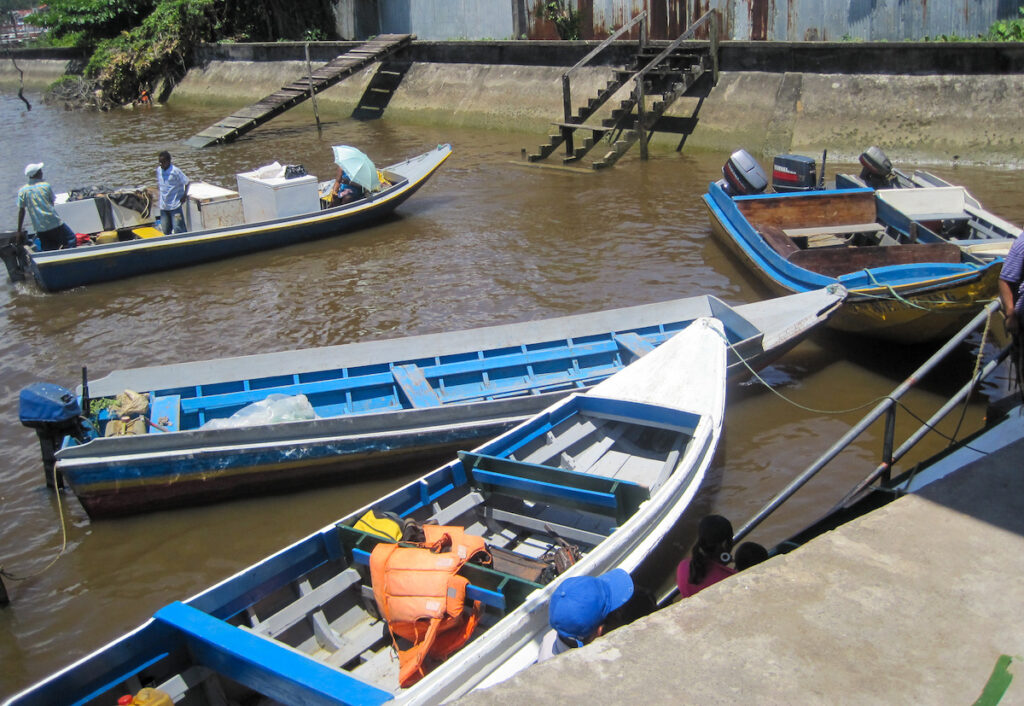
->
[536,568,634,663]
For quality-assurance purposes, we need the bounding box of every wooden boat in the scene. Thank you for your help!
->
[23,288,844,518]
[5,318,727,706]
[704,175,1001,344]
[773,146,1019,262]
[1,144,451,292]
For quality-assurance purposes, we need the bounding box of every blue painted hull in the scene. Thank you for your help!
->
[26,145,451,292]
[52,289,844,517]
[6,320,727,706]
[703,181,1001,343]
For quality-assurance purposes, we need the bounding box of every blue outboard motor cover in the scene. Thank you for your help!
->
[19,382,82,425]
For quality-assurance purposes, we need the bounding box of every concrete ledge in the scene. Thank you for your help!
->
[461,438,1024,705]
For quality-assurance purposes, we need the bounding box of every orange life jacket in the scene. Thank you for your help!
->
[370,524,489,687]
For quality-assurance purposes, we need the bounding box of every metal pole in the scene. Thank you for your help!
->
[832,340,1011,512]
[305,43,322,137]
[734,299,1000,543]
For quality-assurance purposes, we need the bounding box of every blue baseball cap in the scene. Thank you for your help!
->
[549,569,634,642]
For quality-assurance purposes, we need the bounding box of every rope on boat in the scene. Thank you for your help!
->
[715,323,1003,454]
[0,475,70,584]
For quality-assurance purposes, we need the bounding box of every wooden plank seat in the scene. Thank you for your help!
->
[458,451,649,525]
[782,222,885,238]
[153,601,393,706]
[335,523,543,614]
[789,241,964,278]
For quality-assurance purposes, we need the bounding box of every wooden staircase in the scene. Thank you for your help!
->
[185,34,413,148]
[526,10,719,170]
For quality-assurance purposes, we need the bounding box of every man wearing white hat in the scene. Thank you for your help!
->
[16,162,75,251]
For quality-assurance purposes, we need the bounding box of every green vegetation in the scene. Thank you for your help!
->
[536,0,581,41]
[986,6,1024,40]
[24,0,338,109]
[922,5,1024,41]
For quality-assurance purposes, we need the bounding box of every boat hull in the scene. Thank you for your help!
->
[53,289,843,518]
[704,182,1000,344]
[25,145,451,292]
[6,321,728,706]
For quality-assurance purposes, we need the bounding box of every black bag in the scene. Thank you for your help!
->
[284,164,308,179]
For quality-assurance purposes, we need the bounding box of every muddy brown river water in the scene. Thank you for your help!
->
[1,91,1022,698]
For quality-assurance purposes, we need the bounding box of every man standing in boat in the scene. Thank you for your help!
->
[16,162,76,251]
[156,151,190,234]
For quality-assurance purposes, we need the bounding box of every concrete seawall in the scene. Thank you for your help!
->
[2,43,1022,165]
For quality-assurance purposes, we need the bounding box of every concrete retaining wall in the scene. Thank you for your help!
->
[3,42,1022,165]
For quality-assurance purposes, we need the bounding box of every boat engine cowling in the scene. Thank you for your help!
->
[20,382,94,488]
[717,149,768,196]
[858,146,895,187]
[772,155,818,193]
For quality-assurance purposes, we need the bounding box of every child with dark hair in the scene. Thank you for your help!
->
[676,514,736,599]
[735,541,769,571]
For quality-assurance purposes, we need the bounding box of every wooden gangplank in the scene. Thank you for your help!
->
[185,34,413,148]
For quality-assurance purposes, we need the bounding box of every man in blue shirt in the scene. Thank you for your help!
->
[16,162,75,251]
[156,151,190,234]
[999,236,1024,336]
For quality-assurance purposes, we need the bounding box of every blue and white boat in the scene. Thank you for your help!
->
[5,318,727,706]
[704,151,1004,344]
[21,288,844,518]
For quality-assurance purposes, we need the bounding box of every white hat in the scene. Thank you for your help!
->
[24,162,44,177]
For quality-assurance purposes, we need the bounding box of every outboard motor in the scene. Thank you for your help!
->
[716,149,769,196]
[0,231,28,284]
[19,382,94,488]
[858,146,895,188]
[772,155,818,193]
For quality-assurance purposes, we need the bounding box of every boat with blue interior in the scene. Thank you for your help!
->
[5,318,727,706]
[704,149,1008,343]
[19,288,844,518]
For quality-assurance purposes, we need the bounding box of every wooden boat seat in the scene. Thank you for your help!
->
[788,242,964,278]
[335,523,543,613]
[153,601,393,706]
[458,451,649,525]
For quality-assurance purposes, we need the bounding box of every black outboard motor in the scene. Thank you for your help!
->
[716,149,769,196]
[19,382,94,489]
[772,155,818,193]
[858,146,895,188]
[0,231,28,284]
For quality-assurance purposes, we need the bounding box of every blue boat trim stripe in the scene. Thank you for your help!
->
[154,602,393,706]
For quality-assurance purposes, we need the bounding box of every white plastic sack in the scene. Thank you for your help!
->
[201,393,316,430]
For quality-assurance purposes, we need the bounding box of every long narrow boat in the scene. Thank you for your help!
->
[704,178,1001,343]
[1,144,451,292]
[5,318,727,706]
[21,288,844,518]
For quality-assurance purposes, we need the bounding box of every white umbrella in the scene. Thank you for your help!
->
[331,145,380,192]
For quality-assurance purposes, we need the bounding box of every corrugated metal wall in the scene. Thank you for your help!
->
[337,0,1018,41]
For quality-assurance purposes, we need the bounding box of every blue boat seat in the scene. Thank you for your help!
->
[153,601,393,706]
[458,451,649,525]
[148,394,181,432]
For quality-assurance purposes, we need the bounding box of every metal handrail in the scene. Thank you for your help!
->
[561,11,648,124]
[733,298,1002,543]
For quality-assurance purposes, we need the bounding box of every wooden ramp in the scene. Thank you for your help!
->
[185,34,413,148]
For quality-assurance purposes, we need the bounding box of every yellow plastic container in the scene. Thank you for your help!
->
[131,688,173,706]
[133,226,163,239]
[95,230,118,244]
